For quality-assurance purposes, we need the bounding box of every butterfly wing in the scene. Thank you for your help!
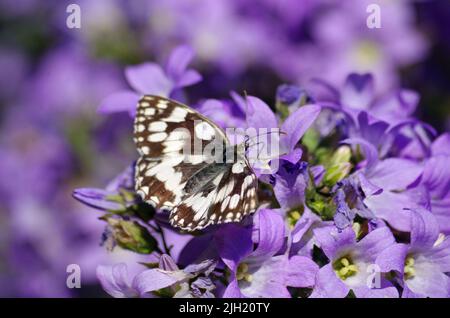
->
[134,95,258,232]
[134,95,227,210]
[169,158,258,231]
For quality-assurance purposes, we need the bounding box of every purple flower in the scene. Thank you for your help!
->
[73,165,137,212]
[290,208,329,258]
[431,133,450,156]
[97,255,216,298]
[216,209,318,298]
[196,97,246,130]
[376,209,450,298]
[25,46,122,119]
[98,45,201,116]
[420,133,450,234]
[333,188,356,231]
[311,226,399,298]
[0,48,28,101]
[339,138,424,231]
[276,84,303,106]
[270,160,308,211]
[240,94,321,165]
[341,73,375,111]
[299,1,428,90]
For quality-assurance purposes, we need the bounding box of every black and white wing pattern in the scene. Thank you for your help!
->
[134,95,258,231]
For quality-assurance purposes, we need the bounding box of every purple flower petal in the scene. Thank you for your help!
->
[341,73,374,110]
[240,256,291,298]
[245,96,278,130]
[276,84,302,105]
[105,165,135,192]
[431,133,450,156]
[98,90,139,117]
[133,268,188,296]
[356,112,389,147]
[291,208,321,244]
[310,264,350,298]
[72,188,123,211]
[178,233,217,267]
[333,188,356,231]
[175,69,202,88]
[165,45,195,80]
[159,254,179,271]
[313,226,355,260]
[376,243,409,274]
[96,264,137,298]
[273,162,307,210]
[250,209,286,260]
[364,190,416,231]
[366,158,423,191]
[358,173,382,197]
[230,91,247,114]
[405,258,450,298]
[341,138,379,171]
[222,278,244,298]
[215,224,253,272]
[280,104,321,154]
[285,255,318,288]
[355,227,395,262]
[125,62,172,96]
[184,259,217,276]
[432,196,450,235]
[410,208,440,251]
[422,155,450,200]
[372,89,419,122]
[280,148,303,164]
[352,284,399,298]
[427,238,450,272]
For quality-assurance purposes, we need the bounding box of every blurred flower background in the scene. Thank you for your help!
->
[0,0,449,297]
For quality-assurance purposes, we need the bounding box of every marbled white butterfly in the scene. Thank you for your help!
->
[134,95,258,231]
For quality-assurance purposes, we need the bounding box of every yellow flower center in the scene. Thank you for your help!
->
[404,256,415,280]
[334,256,358,280]
[236,263,253,282]
[287,210,302,229]
[353,41,380,67]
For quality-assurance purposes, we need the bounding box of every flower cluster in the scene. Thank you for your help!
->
[1,0,449,298]
[75,46,450,298]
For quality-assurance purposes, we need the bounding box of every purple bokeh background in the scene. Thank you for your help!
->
[0,0,449,297]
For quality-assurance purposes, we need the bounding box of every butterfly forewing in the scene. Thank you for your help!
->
[134,95,258,231]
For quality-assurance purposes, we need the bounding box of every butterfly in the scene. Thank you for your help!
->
[133,95,258,231]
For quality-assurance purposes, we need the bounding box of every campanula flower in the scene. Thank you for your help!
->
[376,209,450,297]
[98,45,201,116]
[311,225,399,298]
[216,209,318,298]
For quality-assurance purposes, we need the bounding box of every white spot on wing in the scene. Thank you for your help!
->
[136,124,145,132]
[229,194,240,209]
[232,162,244,174]
[144,108,155,116]
[148,121,167,132]
[148,132,168,142]
[221,196,231,212]
[195,122,215,140]
[164,108,188,123]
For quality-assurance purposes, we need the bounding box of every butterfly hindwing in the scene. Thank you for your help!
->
[169,159,258,231]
